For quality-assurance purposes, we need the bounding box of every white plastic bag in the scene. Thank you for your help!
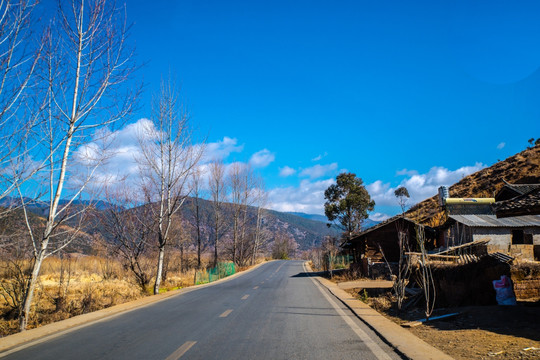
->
[492,275,517,305]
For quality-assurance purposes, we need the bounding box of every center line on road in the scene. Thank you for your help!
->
[241,294,249,300]
[274,262,285,273]
[219,309,233,317]
[165,341,197,360]
[253,286,259,289]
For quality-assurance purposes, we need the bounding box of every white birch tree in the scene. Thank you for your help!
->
[251,180,268,265]
[228,162,244,265]
[189,166,205,269]
[208,160,226,267]
[17,0,138,331]
[137,80,202,295]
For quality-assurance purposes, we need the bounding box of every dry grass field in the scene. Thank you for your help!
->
[0,253,216,336]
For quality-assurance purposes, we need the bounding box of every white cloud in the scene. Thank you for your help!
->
[268,178,335,214]
[249,149,275,168]
[370,212,390,222]
[72,118,154,181]
[396,168,419,177]
[204,136,243,162]
[311,152,328,161]
[497,142,506,150]
[279,166,296,177]
[299,163,338,179]
[367,162,487,207]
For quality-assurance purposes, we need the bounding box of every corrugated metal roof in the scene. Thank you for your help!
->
[348,215,418,241]
[503,183,540,196]
[448,214,540,227]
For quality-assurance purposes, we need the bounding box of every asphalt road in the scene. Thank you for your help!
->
[1,260,401,360]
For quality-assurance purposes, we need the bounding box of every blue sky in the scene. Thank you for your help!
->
[76,0,540,219]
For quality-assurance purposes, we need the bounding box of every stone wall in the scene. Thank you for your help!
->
[511,262,540,301]
[509,244,535,261]
[513,279,540,300]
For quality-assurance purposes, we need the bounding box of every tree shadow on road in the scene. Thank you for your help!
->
[291,271,325,278]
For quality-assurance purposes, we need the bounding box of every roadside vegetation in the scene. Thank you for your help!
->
[0,250,269,336]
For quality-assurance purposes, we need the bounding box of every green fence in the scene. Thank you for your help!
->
[195,262,236,285]
[324,254,352,271]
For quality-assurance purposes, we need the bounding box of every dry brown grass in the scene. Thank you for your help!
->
[0,253,249,336]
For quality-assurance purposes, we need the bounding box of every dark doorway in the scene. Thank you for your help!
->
[511,229,524,244]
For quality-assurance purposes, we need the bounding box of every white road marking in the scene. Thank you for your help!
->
[219,309,233,318]
[274,263,285,273]
[253,286,259,290]
[241,294,249,300]
[302,263,392,360]
[165,341,196,360]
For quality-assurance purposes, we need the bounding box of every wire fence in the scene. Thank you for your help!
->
[194,262,236,285]
[324,254,352,271]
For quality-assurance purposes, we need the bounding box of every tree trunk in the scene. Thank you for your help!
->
[232,219,237,265]
[154,245,165,295]
[180,243,185,272]
[19,248,45,331]
[196,206,201,269]
[213,235,218,268]
[251,206,263,265]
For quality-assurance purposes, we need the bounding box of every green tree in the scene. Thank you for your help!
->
[324,172,375,241]
[394,186,410,213]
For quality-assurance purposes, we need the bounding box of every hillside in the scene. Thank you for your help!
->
[406,145,540,226]
[286,212,328,223]
[179,198,338,251]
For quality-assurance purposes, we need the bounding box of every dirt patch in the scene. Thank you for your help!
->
[349,286,540,359]
[404,305,540,360]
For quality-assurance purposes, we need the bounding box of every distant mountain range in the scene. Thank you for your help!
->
[0,196,340,252]
[1,194,386,253]
[286,211,380,229]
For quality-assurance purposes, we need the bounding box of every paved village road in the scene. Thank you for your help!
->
[1,260,402,360]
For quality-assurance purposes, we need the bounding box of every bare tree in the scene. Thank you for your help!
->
[393,219,412,311]
[137,80,202,295]
[394,186,412,311]
[17,0,138,331]
[251,180,268,265]
[417,224,436,320]
[101,184,153,293]
[228,162,245,265]
[236,164,257,266]
[321,235,339,277]
[271,231,298,260]
[189,167,205,269]
[208,160,227,267]
[0,0,42,208]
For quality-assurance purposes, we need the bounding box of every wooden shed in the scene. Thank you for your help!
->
[343,216,435,263]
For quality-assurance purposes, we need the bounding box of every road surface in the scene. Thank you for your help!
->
[1,260,401,360]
